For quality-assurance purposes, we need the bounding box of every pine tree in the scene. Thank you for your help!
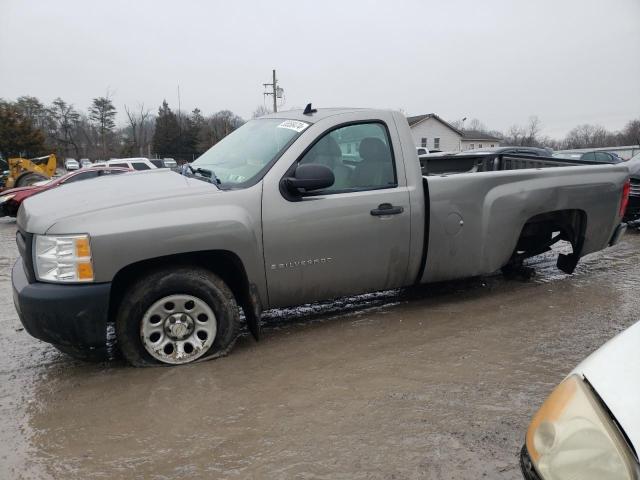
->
[179,108,205,156]
[0,100,47,158]
[152,100,181,157]
[89,96,117,158]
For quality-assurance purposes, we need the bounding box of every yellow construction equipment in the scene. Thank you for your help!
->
[2,154,57,190]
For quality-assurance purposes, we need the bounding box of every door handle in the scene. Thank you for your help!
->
[370,203,404,216]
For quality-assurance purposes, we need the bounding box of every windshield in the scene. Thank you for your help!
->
[191,118,309,187]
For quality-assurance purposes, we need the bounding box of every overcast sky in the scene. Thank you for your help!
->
[1,0,639,138]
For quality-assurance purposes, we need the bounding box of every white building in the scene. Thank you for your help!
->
[407,114,501,152]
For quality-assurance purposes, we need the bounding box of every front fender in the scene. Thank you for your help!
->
[46,185,268,305]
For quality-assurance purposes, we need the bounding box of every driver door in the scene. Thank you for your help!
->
[261,120,411,308]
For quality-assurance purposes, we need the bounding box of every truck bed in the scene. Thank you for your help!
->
[420,159,628,284]
[420,152,592,176]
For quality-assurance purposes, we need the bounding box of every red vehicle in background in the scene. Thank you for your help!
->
[0,166,131,218]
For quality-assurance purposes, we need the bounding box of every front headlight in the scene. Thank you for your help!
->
[34,234,94,282]
[0,194,15,204]
[526,374,638,479]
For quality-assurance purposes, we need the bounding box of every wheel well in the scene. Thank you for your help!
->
[509,209,587,274]
[109,250,252,323]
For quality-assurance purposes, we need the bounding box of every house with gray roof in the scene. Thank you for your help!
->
[407,113,501,152]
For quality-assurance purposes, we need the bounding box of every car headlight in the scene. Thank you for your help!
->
[526,374,638,479]
[34,234,94,282]
[0,194,15,204]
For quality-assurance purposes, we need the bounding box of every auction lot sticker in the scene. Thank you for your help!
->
[277,120,309,132]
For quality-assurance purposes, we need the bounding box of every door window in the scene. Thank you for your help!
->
[297,122,396,193]
[594,152,612,163]
[581,152,596,162]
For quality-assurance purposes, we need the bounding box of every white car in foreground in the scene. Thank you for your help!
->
[521,321,640,479]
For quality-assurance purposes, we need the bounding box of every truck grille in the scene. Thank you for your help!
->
[16,229,36,283]
[630,179,640,197]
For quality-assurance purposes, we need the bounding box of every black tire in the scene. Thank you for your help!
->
[15,172,48,187]
[116,267,240,367]
[53,343,114,362]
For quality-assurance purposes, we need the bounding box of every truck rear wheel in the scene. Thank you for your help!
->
[116,267,240,367]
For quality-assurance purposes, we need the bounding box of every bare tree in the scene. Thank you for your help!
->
[198,110,245,150]
[48,98,81,159]
[502,124,526,146]
[467,118,488,133]
[252,105,272,118]
[564,124,609,149]
[499,116,542,147]
[124,103,151,156]
[522,116,541,146]
[620,119,640,146]
[450,117,489,134]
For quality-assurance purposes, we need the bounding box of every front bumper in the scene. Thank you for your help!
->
[520,445,542,480]
[12,259,112,359]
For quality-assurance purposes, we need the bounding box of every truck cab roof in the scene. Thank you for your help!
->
[262,107,387,123]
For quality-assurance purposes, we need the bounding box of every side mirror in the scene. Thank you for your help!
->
[283,164,334,195]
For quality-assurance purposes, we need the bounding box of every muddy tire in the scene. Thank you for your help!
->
[15,172,48,187]
[53,343,111,362]
[116,267,240,367]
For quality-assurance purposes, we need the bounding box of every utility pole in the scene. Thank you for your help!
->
[263,69,280,113]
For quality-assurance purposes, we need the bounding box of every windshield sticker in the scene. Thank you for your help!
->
[277,120,309,133]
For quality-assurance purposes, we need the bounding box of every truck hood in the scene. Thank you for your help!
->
[18,169,220,234]
[572,320,640,454]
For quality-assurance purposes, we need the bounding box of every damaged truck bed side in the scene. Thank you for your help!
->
[12,108,630,366]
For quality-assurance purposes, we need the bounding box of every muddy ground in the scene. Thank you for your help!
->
[0,217,638,480]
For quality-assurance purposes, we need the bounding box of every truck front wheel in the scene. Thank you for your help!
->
[116,267,240,366]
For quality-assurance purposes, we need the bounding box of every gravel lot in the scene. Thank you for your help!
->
[1,216,638,479]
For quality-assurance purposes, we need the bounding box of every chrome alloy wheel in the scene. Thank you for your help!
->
[140,294,217,364]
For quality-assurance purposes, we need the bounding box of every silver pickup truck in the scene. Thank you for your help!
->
[12,107,630,366]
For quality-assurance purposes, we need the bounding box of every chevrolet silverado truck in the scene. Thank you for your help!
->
[12,107,630,366]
